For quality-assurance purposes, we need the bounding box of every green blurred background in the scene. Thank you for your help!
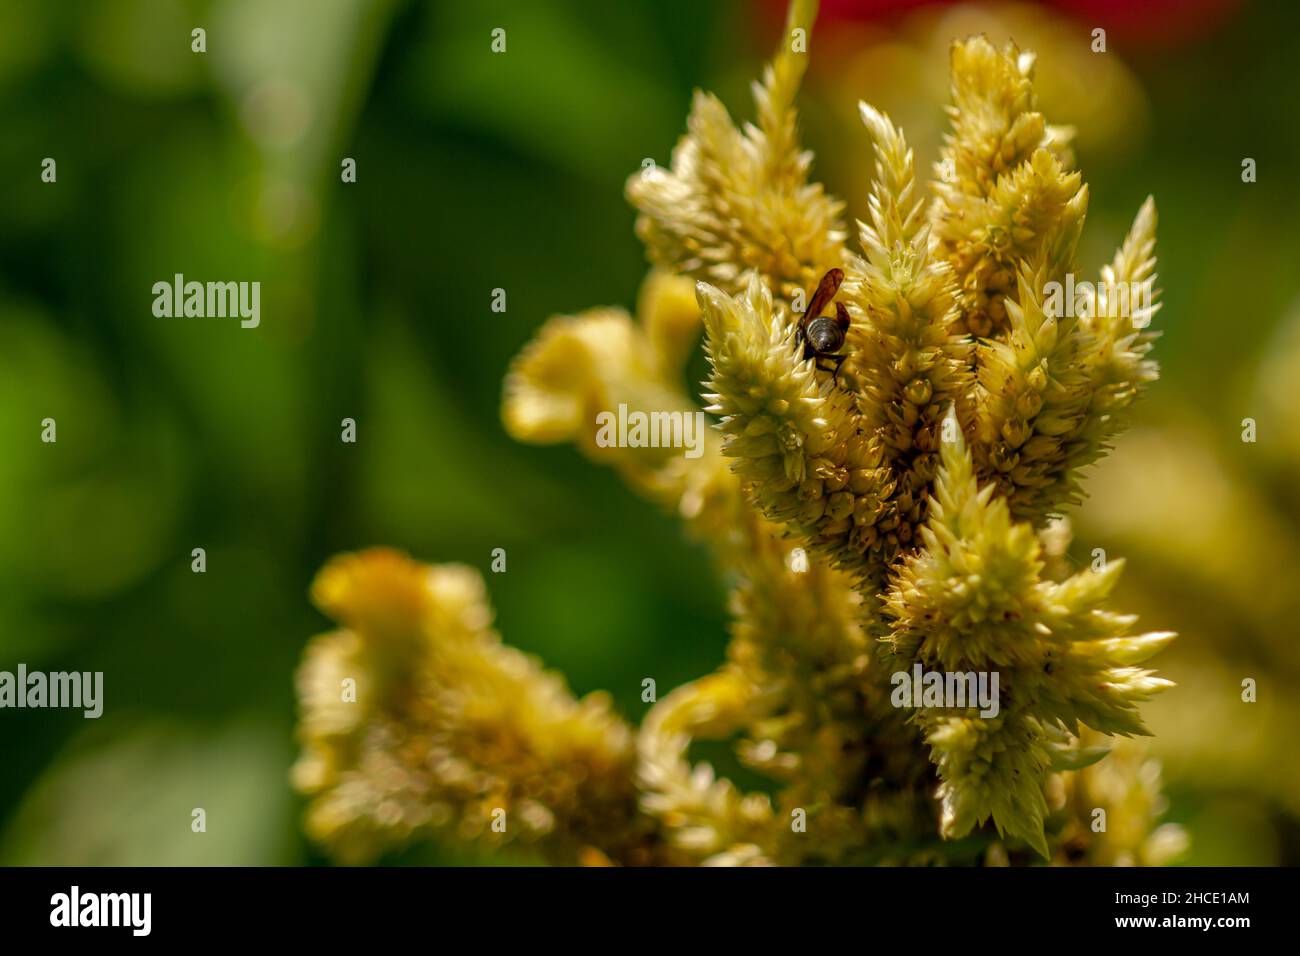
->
[1,0,1297,865]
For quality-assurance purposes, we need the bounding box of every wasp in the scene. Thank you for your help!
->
[796,268,851,383]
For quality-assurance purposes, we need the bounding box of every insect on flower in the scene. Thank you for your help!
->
[302,0,1178,866]
[796,267,851,383]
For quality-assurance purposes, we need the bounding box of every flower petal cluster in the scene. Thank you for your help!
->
[294,549,648,864]
[883,412,1173,854]
[293,0,1179,865]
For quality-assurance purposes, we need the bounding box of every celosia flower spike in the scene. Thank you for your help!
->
[844,104,974,544]
[295,549,647,865]
[626,0,845,305]
[298,0,1181,869]
[930,38,1079,338]
[700,274,899,577]
[884,409,1174,855]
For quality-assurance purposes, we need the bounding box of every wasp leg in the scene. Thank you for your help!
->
[813,354,848,386]
[831,354,847,386]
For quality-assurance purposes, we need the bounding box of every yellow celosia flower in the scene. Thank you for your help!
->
[294,0,1179,866]
[294,549,649,865]
[625,0,844,307]
[843,105,974,547]
[884,411,1173,855]
[1048,731,1188,867]
[700,274,900,578]
[930,38,1078,339]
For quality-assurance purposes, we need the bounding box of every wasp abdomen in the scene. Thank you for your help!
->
[807,315,845,353]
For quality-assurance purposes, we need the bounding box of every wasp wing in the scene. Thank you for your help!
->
[804,268,844,321]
